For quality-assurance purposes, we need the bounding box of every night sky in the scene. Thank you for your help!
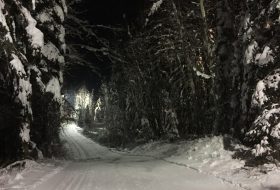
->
[84,0,143,24]
[64,0,143,92]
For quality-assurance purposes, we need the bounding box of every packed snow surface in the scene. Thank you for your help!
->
[2,123,280,190]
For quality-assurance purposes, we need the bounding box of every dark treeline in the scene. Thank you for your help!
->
[97,0,280,161]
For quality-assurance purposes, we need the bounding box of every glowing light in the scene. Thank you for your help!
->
[74,87,92,110]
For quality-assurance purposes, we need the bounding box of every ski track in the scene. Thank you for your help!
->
[2,123,241,190]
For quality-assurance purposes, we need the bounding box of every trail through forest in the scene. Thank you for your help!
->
[2,123,238,190]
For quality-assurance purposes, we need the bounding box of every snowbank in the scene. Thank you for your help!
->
[0,160,39,187]
[131,136,280,190]
[0,159,66,189]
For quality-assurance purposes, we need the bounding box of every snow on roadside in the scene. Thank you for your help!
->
[0,160,39,187]
[131,136,280,190]
[2,132,280,190]
[0,159,67,190]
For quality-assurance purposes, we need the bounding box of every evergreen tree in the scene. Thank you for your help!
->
[0,0,66,160]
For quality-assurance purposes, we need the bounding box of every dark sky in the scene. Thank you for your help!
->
[64,0,143,92]
[84,0,143,25]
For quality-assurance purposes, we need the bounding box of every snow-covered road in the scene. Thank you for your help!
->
[2,123,238,190]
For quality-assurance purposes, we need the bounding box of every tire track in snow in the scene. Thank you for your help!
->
[70,134,91,158]
[61,127,88,159]
[61,128,83,159]
[63,174,83,190]
[26,164,67,190]
[62,124,118,160]
[72,173,88,190]
[66,133,87,159]
[53,172,76,190]
[50,171,88,190]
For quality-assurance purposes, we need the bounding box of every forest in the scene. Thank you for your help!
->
[71,0,280,162]
[0,0,280,189]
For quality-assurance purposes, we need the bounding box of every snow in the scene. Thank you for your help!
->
[10,54,26,76]
[32,0,36,10]
[60,0,68,14]
[266,72,280,89]
[15,173,24,180]
[244,41,258,64]
[20,123,30,143]
[270,123,280,138]
[148,0,163,17]
[41,42,65,64]
[75,87,92,110]
[3,123,280,190]
[54,5,64,22]
[255,46,274,66]
[18,78,32,110]
[20,6,44,49]
[252,80,268,106]
[253,108,280,131]
[94,98,102,121]
[131,136,280,190]
[132,136,244,172]
[193,67,212,79]
[37,11,52,23]
[252,71,280,107]
[10,54,32,111]
[0,0,13,42]
[0,123,237,190]
[0,159,65,190]
[0,160,39,185]
[252,136,271,156]
[247,107,280,156]
[270,0,280,22]
[277,0,280,9]
[60,123,117,160]
[46,77,61,103]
